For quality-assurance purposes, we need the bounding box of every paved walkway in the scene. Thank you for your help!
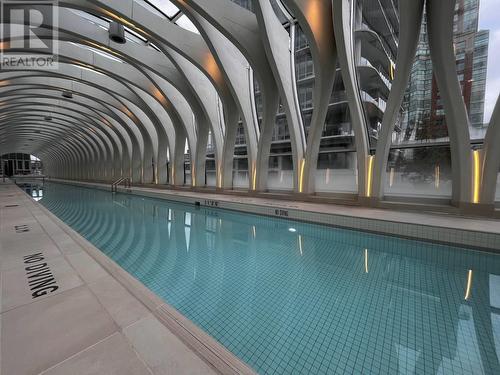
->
[0,181,223,375]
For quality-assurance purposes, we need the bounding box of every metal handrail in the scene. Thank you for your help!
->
[111,177,131,192]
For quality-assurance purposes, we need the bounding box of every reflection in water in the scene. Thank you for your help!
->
[17,181,44,201]
[40,183,500,374]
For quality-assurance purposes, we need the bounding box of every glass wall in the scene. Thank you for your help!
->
[454,0,489,140]
[294,21,358,193]
[316,151,358,193]
[478,0,499,128]
[385,147,453,198]
[254,68,295,191]
[386,0,494,198]
[397,1,491,144]
[268,112,294,191]
[184,139,191,186]
[496,169,500,202]
[384,0,499,200]
[388,5,451,197]
[295,26,314,135]
[232,122,250,189]
[478,0,500,203]
[205,131,216,187]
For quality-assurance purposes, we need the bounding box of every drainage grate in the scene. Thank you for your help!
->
[4,204,19,208]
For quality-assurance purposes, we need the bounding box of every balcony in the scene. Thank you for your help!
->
[357,62,390,100]
[355,28,394,78]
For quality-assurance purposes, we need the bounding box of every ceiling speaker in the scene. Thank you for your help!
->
[109,21,126,44]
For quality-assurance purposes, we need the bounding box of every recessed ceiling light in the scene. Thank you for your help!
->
[288,228,297,233]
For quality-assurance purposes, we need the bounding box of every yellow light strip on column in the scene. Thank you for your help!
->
[299,159,306,193]
[217,163,222,188]
[435,165,440,189]
[252,161,257,191]
[364,249,368,273]
[389,167,394,187]
[192,165,196,187]
[473,150,481,204]
[366,155,374,197]
[464,269,473,300]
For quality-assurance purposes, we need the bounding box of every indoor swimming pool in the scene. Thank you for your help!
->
[38,182,500,374]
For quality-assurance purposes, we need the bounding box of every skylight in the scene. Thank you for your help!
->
[146,0,180,18]
[176,14,199,34]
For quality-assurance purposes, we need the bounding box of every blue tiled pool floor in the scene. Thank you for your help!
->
[39,182,500,374]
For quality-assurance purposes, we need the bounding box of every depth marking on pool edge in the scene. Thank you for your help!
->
[275,209,289,217]
[204,200,219,207]
[23,253,59,299]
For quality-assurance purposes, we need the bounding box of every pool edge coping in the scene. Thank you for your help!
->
[17,182,257,375]
[52,179,500,253]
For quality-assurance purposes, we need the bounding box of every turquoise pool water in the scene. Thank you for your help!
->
[38,182,500,374]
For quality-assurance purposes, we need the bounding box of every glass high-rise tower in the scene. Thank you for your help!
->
[399,0,489,143]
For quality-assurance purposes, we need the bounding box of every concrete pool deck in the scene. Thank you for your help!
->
[0,181,255,375]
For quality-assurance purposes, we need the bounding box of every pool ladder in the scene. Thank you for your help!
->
[111,177,131,193]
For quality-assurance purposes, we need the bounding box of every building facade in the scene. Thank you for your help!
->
[400,0,489,143]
